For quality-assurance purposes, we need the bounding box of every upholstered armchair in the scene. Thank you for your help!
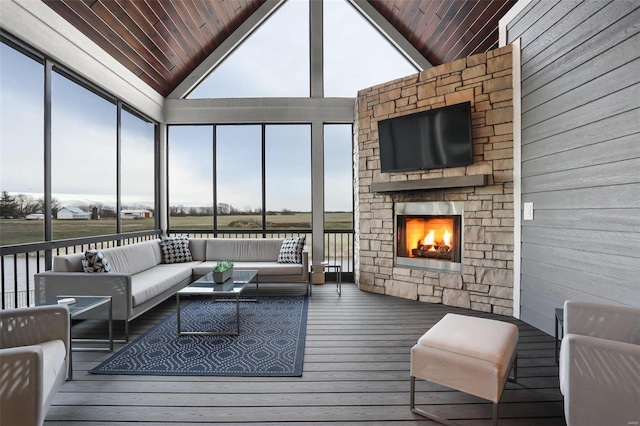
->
[1,305,70,426]
[559,300,640,426]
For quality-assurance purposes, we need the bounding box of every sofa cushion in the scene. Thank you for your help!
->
[188,238,207,261]
[160,236,193,264]
[53,253,84,272]
[82,250,112,273]
[155,261,204,269]
[192,261,303,277]
[149,239,163,264]
[131,266,192,307]
[205,238,283,262]
[101,241,159,275]
[277,236,306,264]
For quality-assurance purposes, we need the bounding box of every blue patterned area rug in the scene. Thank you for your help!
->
[90,296,308,377]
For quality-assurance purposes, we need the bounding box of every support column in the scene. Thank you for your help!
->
[158,123,168,234]
[311,121,325,284]
[310,1,325,284]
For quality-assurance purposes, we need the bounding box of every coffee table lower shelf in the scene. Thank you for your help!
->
[176,270,258,337]
[176,292,241,336]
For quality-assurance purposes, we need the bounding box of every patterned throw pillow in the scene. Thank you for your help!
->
[277,236,306,264]
[82,249,112,273]
[160,236,193,264]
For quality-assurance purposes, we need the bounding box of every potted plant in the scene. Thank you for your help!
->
[212,260,233,283]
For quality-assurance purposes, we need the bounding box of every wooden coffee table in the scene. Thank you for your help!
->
[176,270,258,336]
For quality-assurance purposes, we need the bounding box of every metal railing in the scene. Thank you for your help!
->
[1,229,354,309]
[0,231,160,310]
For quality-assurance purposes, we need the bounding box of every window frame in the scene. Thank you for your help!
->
[0,30,160,247]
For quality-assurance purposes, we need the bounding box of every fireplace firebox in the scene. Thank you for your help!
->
[395,201,464,272]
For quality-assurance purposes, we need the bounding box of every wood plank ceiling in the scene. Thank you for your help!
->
[42,0,516,98]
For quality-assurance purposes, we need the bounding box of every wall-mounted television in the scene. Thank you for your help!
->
[378,101,473,173]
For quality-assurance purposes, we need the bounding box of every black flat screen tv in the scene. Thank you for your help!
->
[378,101,473,173]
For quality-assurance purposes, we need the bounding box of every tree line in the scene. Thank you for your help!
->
[0,192,154,219]
[2,191,333,219]
[0,192,58,219]
[168,205,299,217]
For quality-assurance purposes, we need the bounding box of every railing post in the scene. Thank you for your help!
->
[1,255,5,310]
[45,249,52,271]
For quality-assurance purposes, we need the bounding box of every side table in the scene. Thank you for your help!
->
[555,308,563,364]
[38,295,113,379]
[308,261,343,296]
[322,261,342,296]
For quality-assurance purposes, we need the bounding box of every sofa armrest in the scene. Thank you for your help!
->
[35,271,133,321]
[0,346,44,426]
[563,300,640,344]
[0,305,69,350]
[559,333,640,425]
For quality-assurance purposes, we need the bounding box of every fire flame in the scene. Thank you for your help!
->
[443,230,452,247]
[405,217,456,257]
[421,229,452,250]
[422,230,435,245]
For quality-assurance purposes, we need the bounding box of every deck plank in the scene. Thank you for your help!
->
[48,283,565,425]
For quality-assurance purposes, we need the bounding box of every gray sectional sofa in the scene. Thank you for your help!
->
[34,237,308,340]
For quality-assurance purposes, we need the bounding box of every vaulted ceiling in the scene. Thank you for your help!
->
[42,0,515,98]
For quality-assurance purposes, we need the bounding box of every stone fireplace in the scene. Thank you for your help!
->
[395,201,463,273]
[354,45,515,316]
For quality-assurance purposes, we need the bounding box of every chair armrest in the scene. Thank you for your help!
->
[0,305,69,350]
[35,271,132,320]
[563,300,640,344]
[0,346,43,426]
[559,333,640,426]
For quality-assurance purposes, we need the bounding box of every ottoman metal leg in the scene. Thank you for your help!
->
[410,376,462,426]
[509,352,518,382]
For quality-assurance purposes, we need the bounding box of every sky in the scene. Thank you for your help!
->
[189,0,417,98]
[0,46,155,208]
[0,0,417,213]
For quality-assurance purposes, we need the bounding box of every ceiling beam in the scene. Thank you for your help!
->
[167,0,286,100]
[309,0,323,97]
[164,97,354,124]
[348,0,432,71]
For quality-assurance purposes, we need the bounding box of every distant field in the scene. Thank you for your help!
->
[0,218,156,246]
[171,213,352,230]
[0,213,352,246]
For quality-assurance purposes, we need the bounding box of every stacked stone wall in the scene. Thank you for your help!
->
[355,45,515,316]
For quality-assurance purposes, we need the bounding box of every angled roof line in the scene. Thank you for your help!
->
[167,0,286,99]
[170,0,432,100]
[349,0,432,71]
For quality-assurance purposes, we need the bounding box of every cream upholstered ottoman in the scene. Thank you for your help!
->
[410,313,519,426]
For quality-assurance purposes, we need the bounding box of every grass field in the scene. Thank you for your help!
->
[0,213,352,246]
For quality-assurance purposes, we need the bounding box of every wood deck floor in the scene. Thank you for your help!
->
[47,283,566,425]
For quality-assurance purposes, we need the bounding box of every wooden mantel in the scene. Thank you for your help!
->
[370,175,488,193]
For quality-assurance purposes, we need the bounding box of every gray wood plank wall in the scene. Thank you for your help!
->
[507,0,640,335]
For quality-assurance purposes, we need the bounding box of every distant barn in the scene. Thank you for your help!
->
[120,209,152,219]
[57,207,90,220]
